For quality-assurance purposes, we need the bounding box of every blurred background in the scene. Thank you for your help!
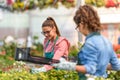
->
[0,0,120,46]
[0,1,120,79]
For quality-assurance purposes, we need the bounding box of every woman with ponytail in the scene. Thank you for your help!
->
[31,17,70,73]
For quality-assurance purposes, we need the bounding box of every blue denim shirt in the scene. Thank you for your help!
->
[78,32,120,78]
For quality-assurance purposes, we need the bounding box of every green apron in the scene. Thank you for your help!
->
[45,36,58,59]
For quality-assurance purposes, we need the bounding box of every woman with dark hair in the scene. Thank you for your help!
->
[52,5,120,80]
[31,17,70,73]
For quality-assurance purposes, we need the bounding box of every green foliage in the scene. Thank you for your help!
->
[69,46,78,57]
[68,42,83,61]
[0,63,79,80]
[61,0,75,8]
[0,64,120,80]
[0,53,120,80]
[33,35,39,40]
[85,0,105,7]
[30,35,44,57]
[0,55,15,71]
[69,42,83,57]
[30,42,44,57]
[2,0,76,12]
[107,71,120,80]
[3,42,17,57]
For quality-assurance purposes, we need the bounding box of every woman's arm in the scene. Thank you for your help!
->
[76,65,87,73]
[53,40,69,60]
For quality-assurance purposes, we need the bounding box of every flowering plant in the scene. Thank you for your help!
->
[0,0,76,12]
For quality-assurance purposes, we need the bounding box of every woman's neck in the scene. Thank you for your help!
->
[84,30,90,36]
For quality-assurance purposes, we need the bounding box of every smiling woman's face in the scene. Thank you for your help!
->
[42,26,56,40]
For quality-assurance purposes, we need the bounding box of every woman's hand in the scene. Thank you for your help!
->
[52,58,76,71]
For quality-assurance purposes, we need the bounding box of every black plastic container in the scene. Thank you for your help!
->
[14,48,30,61]
[14,47,59,64]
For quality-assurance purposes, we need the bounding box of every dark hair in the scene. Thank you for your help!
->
[42,17,61,36]
[73,5,102,32]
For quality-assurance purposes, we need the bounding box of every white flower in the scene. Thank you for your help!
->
[4,36,15,44]
[17,38,26,47]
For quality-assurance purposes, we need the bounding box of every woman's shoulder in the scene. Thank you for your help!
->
[56,36,70,45]
[58,36,67,40]
[58,36,69,42]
